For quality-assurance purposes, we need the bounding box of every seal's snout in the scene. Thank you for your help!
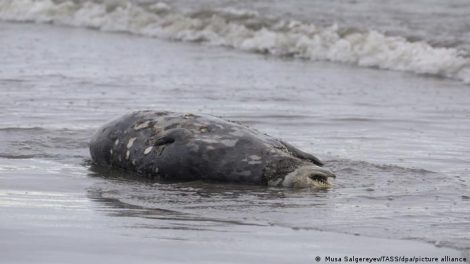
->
[280,165,335,188]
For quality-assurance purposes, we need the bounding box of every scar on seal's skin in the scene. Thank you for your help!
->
[127,137,136,148]
[144,146,153,155]
[134,121,151,130]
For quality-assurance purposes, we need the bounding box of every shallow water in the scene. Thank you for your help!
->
[1,22,470,262]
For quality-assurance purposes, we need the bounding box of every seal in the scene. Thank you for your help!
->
[89,111,335,188]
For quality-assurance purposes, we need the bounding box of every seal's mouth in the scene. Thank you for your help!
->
[309,173,334,188]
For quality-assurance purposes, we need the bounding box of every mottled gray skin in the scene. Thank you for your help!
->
[89,111,335,188]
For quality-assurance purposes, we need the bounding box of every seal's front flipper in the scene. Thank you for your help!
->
[154,136,175,146]
[154,128,192,146]
[280,140,324,166]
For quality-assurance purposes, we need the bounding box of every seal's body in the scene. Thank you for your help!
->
[89,111,335,188]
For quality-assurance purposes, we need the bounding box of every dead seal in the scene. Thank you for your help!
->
[89,111,335,188]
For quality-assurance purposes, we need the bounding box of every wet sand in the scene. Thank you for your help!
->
[0,159,463,263]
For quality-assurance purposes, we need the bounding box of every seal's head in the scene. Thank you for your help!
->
[270,164,336,188]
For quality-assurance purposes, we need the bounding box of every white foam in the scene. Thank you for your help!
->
[1,0,469,83]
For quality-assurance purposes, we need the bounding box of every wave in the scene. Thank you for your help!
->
[1,0,469,83]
